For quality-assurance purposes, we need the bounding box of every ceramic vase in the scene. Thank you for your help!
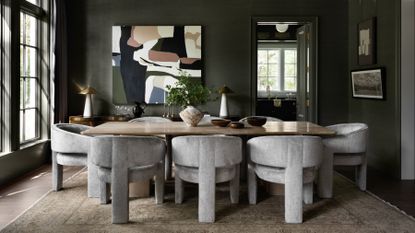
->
[179,106,204,127]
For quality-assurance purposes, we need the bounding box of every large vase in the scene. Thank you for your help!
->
[179,106,204,127]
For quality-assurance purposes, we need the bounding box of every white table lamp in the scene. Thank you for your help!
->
[218,85,233,118]
[79,87,96,118]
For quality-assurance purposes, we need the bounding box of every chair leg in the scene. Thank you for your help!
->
[230,165,240,204]
[248,163,257,204]
[285,162,303,223]
[355,154,367,191]
[155,162,165,204]
[52,151,63,191]
[175,173,184,204]
[111,170,129,224]
[100,181,111,204]
[303,183,313,204]
[318,147,333,198]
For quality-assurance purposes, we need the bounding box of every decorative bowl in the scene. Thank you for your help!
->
[211,119,231,127]
[229,122,244,129]
[246,117,267,127]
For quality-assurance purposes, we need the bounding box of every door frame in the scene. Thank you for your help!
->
[251,16,319,123]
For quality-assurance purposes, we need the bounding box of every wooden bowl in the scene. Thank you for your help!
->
[211,119,231,127]
[229,122,244,129]
[247,117,267,127]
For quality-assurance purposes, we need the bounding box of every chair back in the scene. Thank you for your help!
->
[173,136,242,168]
[129,117,172,123]
[248,136,322,168]
[90,136,166,169]
[325,123,368,153]
[51,123,91,154]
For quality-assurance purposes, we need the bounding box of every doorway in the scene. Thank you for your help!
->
[251,17,318,123]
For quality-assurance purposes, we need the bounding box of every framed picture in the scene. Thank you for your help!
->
[358,18,376,65]
[351,68,384,99]
[112,25,202,104]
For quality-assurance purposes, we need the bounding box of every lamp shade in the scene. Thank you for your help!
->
[79,87,97,95]
[218,85,233,94]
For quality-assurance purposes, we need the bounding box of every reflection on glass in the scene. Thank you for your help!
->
[24,109,37,141]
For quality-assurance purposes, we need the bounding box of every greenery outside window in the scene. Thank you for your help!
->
[257,43,297,98]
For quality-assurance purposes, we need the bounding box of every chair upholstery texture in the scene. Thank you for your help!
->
[247,136,323,223]
[318,123,368,198]
[129,116,173,180]
[172,136,242,223]
[51,123,93,193]
[90,136,166,224]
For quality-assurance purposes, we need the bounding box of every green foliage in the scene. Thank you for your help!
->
[166,72,212,107]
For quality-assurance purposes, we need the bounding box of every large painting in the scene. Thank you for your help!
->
[112,25,202,104]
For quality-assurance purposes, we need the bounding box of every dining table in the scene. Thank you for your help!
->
[82,121,336,198]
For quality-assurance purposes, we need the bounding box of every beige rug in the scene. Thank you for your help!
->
[2,170,415,233]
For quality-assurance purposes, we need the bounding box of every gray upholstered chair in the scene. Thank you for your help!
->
[247,136,323,223]
[129,116,173,179]
[90,136,166,224]
[51,123,92,192]
[239,116,283,123]
[318,123,368,198]
[172,136,242,223]
[129,116,172,123]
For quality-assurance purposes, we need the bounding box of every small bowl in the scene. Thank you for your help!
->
[247,117,267,127]
[229,122,244,129]
[211,119,231,127]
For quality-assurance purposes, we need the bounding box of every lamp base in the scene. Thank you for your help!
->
[83,94,93,118]
[219,93,228,118]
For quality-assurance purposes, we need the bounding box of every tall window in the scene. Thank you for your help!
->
[257,43,297,97]
[19,12,39,143]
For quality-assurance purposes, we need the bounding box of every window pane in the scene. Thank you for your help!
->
[25,78,37,108]
[24,47,37,77]
[268,50,280,63]
[268,77,280,91]
[285,77,297,91]
[20,46,24,75]
[25,14,37,46]
[25,0,39,6]
[285,64,296,76]
[258,64,267,76]
[285,50,297,63]
[24,109,37,141]
[20,13,24,43]
[20,79,24,109]
[20,111,24,143]
[258,77,268,91]
[268,64,280,77]
[258,50,267,64]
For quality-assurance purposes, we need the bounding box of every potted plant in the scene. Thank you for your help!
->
[166,72,212,126]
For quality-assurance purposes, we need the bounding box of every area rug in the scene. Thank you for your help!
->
[2,170,415,233]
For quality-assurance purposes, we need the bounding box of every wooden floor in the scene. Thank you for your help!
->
[0,164,414,230]
[0,165,82,230]
[337,166,415,217]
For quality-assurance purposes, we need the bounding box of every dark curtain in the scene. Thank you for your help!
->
[53,0,68,123]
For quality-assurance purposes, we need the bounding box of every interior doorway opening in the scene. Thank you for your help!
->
[251,17,318,123]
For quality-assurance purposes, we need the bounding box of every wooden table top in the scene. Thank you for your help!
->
[81,121,336,137]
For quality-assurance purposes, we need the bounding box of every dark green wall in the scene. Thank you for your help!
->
[66,0,349,125]
[348,0,401,177]
[0,142,50,186]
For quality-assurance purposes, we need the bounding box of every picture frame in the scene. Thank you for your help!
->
[358,18,376,65]
[351,68,384,99]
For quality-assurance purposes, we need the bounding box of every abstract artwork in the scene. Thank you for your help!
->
[351,68,384,99]
[112,26,202,104]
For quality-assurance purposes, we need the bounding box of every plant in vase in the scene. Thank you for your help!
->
[166,72,212,127]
